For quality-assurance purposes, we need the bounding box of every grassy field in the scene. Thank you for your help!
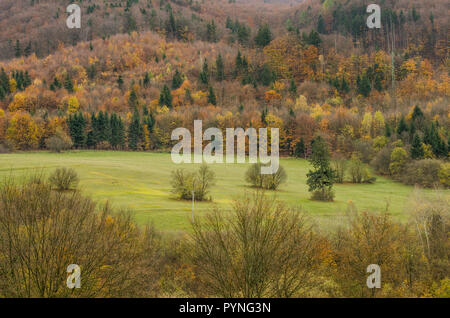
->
[0,151,446,233]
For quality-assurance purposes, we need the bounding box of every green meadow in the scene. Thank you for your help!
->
[0,151,445,233]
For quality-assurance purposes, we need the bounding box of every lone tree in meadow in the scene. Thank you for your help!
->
[245,163,287,190]
[171,164,216,201]
[49,167,79,191]
[306,136,336,201]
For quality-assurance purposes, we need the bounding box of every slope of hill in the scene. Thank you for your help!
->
[0,0,297,60]
[2,0,447,61]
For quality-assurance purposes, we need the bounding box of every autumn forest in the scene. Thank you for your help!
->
[0,0,448,299]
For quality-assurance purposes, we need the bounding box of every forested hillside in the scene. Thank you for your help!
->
[0,0,449,299]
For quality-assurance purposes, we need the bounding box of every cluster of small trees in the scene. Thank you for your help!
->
[225,17,251,45]
[68,111,128,150]
[0,68,31,100]
[333,155,376,185]
[171,164,216,201]
[245,163,287,190]
[171,161,288,202]
[370,106,449,188]
[67,108,156,151]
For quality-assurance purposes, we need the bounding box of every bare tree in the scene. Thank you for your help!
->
[333,203,418,297]
[190,191,322,297]
[408,189,449,281]
[0,176,159,297]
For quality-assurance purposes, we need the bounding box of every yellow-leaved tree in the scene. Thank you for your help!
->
[6,111,40,150]
[66,96,80,114]
[9,78,17,93]
[373,111,385,137]
[8,92,30,112]
[143,124,151,151]
[361,112,373,138]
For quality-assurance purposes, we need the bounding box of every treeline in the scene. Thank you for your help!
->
[59,106,450,162]
[67,108,155,151]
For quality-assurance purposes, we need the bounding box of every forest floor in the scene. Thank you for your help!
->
[0,151,445,234]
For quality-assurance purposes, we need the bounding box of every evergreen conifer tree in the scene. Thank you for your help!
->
[207,86,217,105]
[172,69,183,89]
[216,54,224,81]
[128,107,142,150]
[410,134,424,159]
[159,85,173,108]
[199,59,209,85]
